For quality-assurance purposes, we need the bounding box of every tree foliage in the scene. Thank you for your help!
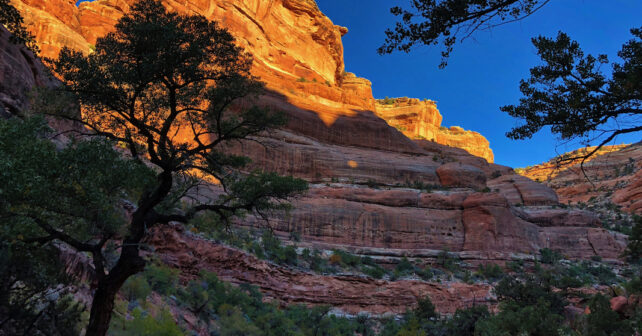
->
[378,0,550,67]
[625,215,642,263]
[0,117,108,335]
[0,0,39,53]
[502,28,642,163]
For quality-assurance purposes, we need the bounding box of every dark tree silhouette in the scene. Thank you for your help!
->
[502,28,642,165]
[0,0,39,53]
[378,0,550,67]
[37,0,308,335]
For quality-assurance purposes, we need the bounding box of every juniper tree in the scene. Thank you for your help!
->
[502,28,642,165]
[0,0,39,53]
[378,0,550,67]
[4,0,310,335]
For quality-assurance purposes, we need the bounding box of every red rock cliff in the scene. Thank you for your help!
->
[13,0,493,159]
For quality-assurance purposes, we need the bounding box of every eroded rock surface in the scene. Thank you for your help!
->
[375,98,494,162]
[518,143,642,214]
[148,226,494,316]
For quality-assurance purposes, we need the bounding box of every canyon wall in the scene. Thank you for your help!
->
[4,0,632,316]
[10,0,627,263]
[12,0,493,160]
[518,143,642,215]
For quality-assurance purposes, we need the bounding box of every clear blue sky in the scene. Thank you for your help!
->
[316,0,642,167]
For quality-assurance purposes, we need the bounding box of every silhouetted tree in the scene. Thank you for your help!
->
[32,0,307,335]
[0,117,128,335]
[0,0,39,53]
[378,0,550,67]
[502,28,642,165]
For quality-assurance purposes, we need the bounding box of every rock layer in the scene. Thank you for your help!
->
[148,226,494,316]
[518,143,642,214]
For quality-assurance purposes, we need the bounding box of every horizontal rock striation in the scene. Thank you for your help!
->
[148,226,494,316]
[7,0,630,316]
[518,143,642,214]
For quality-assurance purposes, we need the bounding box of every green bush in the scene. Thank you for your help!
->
[625,215,642,263]
[120,275,152,302]
[144,262,179,295]
[474,299,569,336]
[582,294,633,336]
[111,308,184,336]
[477,263,503,281]
[539,248,563,264]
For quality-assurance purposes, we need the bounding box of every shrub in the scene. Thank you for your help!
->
[582,294,633,336]
[414,296,438,321]
[395,257,414,274]
[539,248,563,264]
[120,275,152,302]
[144,262,179,296]
[445,305,490,336]
[624,215,642,263]
[111,308,184,336]
[474,299,569,336]
[477,263,503,281]
[362,265,386,279]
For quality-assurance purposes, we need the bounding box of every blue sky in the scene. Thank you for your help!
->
[316,0,642,167]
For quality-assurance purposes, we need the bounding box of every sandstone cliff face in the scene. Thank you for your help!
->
[0,25,56,116]
[13,0,496,159]
[518,143,642,214]
[375,98,494,162]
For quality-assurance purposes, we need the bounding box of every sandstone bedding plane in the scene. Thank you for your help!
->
[4,0,634,315]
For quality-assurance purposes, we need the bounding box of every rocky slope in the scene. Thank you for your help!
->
[518,143,642,215]
[6,0,630,317]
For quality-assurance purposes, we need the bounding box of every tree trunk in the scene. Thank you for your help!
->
[85,281,118,336]
[84,252,146,336]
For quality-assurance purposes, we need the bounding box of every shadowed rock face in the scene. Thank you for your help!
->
[0,26,55,116]
[147,226,494,316]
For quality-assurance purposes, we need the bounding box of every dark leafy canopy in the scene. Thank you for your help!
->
[502,28,642,162]
[0,0,39,53]
[378,0,550,67]
[40,0,305,334]
[0,117,138,335]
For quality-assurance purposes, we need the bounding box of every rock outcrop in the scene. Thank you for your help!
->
[518,143,642,214]
[148,226,494,316]
[375,98,494,162]
[0,25,55,116]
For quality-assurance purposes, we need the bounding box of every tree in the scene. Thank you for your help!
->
[378,0,550,67]
[502,28,642,165]
[624,216,642,263]
[0,0,39,53]
[583,294,633,336]
[26,1,305,335]
[0,117,138,335]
